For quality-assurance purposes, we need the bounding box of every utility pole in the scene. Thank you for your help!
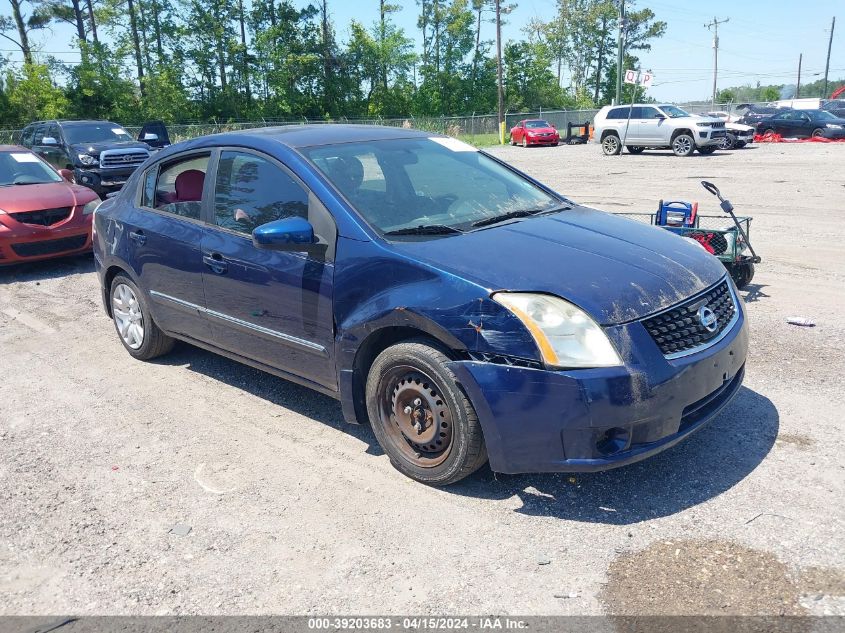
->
[823,17,836,98]
[796,53,802,99]
[496,0,504,144]
[705,16,729,108]
[615,0,626,105]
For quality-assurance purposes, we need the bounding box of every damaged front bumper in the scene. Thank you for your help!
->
[446,306,748,474]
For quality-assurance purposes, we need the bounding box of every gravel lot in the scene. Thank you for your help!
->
[1,141,843,616]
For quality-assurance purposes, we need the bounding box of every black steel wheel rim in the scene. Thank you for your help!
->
[377,365,454,468]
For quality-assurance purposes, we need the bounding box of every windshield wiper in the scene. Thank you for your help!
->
[384,224,464,236]
[471,204,572,228]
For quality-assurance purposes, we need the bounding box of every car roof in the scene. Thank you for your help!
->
[24,120,121,127]
[180,124,436,150]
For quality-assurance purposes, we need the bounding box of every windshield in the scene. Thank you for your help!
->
[660,105,691,118]
[302,137,561,235]
[525,120,551,129]
[810,110,837,120]
[64,123,133,145]
[0,151,63,186]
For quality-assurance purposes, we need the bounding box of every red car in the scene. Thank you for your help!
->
[509,119,560,147]
[0,146,100,265]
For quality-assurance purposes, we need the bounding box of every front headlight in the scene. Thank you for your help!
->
[78,153,98,166]
[492,292,622,369]
[827,124,843,129]
[82,199,101,215]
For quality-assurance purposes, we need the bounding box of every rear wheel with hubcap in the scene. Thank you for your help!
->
[110,273,174,360]
[366,340,487,486]
[672,133,695,156]
[602,133,622,155]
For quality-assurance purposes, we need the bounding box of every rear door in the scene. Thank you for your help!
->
[200,148,337,391]
[123,151,214,343]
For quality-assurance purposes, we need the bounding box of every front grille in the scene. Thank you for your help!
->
[11,234,88,257]
[9,207,72,227]
[642,280,736,357]
[99,148,149,169]
[711,121,725,128]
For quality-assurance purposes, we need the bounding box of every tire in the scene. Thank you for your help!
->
[697,145,717,155]
[510,135,516,146]
[365,340,487,486]
[522,136,528,148]
[626,146,645,154]
[109,273,174,360]
[729,262,755,289]
[764,128,776,136]
[719,133,736,150]
[602,133,622,155]
[811,128,825,138]
[671,133,695,156]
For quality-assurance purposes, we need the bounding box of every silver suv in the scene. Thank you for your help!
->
[593,104,726,156]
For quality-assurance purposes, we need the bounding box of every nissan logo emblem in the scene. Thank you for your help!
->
[698,306,718,333]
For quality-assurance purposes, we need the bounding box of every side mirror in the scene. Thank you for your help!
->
[141,133,159,142]
[41,136,58,146]
[58,168,75,183]
[252,216,325,255]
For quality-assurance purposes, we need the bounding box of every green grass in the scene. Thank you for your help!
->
[455,133,504,148]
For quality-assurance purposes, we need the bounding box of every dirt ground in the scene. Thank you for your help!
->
[1,141,843,616]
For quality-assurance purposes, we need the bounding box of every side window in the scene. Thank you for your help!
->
[46,123,61,143]
[140,167,158,208]
[640,107,660,119]
[607,108,625,119]
[32,124,47,145]
[19,126,33,146]
[214,150,308,234]
[153,153,210,220]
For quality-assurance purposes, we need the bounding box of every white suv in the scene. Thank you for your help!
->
[593,104,726,156]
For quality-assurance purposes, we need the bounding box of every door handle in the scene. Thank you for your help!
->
[128,230,146,245]
[203,253,228,274]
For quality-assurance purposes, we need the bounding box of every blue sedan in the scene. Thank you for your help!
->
[93,125,748,485]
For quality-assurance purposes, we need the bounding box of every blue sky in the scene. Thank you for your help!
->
[3,0,843,103]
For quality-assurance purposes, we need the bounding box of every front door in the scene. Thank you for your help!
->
[201,149,337,391]
[637,106,666,144]
[124,152,213,343]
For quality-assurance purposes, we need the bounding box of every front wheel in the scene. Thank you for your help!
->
[719,133,736,150]
[522,136,528,148]
[729,262,755,289]
[672,133,695,156]
[811,128,825,138]
[602,134,622,155]
[365,340,487,486]
[110,273,174,360]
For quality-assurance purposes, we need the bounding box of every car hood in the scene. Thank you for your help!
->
[726,122,754,132]
[0,182,98,212]
[525,127,558,134]
[391,206,727,325]
[71,141,151,154]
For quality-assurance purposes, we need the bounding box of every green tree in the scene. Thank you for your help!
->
[4,63,69,126]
